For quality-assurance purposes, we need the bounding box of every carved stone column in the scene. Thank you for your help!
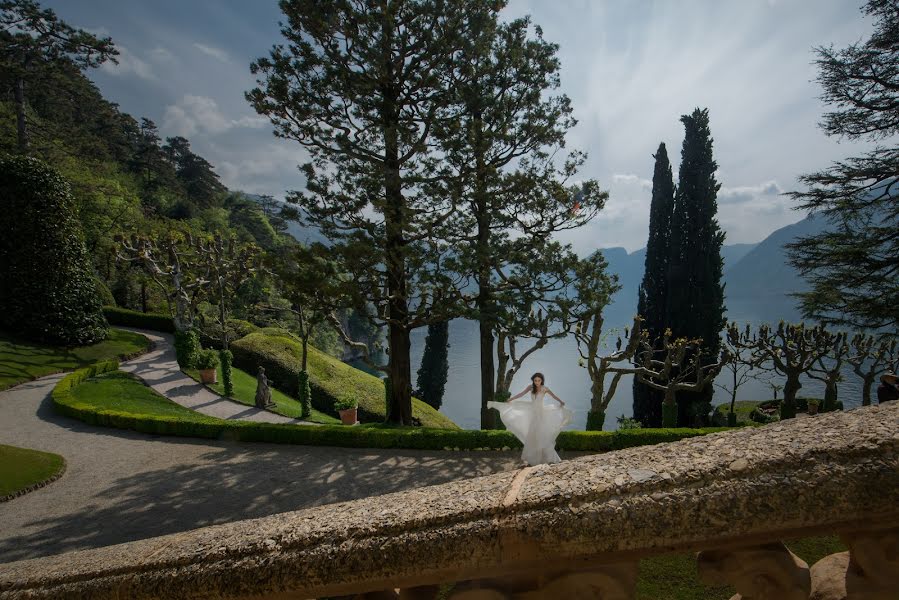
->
[697,542,811,600]
[447,562,638,600]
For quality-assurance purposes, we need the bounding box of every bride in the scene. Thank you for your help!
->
[488,372,573,466]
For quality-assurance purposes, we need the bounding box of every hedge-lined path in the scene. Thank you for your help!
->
[118,328,301,424]
[0,367,526,563]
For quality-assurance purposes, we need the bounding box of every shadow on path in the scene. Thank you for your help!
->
[0,442,521,562]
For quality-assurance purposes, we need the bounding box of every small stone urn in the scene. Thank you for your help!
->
[807,400,820,415]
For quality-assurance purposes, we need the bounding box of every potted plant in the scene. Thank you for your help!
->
[196,349,220,384]
[807,398,820,415]
[334,395,358,425]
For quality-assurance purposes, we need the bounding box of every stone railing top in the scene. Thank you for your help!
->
[1,402,897,599]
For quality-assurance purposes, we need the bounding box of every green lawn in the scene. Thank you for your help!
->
[71,371,224,423]
[0,329,150,391]
[184,364,340,425]
[636,535,846,599]
[711,400,763,426]
[0,444,66,498]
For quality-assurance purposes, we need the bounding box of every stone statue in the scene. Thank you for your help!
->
[255,366,274,409]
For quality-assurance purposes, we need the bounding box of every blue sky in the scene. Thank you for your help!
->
[47,0,876,253]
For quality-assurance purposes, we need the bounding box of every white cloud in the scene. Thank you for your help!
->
[100,44,155,80]
[611,173,652,190]
[193,43,230,63]
[162,95,268,137]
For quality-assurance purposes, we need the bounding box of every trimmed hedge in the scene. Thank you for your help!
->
[0,155,108,346]
[103,307,175,333]
[231,332,459,429]
[53,363,734,452]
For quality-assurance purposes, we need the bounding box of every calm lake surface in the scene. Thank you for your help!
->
[410,315,867,431]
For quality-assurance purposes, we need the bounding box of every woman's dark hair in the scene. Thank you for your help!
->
[531,372,545,395]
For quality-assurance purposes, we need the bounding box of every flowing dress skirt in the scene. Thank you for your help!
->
[487,398,573,465]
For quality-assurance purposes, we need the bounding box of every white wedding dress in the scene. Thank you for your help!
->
[488,388,573,465]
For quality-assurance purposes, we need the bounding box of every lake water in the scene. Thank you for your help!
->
[410,316,868,431]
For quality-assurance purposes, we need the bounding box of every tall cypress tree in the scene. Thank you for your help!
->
[415,320,450,410]
[633,142,676,427]
[665,108,726,426]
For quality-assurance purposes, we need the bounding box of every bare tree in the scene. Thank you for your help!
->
[726,321,839,419]
[116,232,211,331]
[199,236,260,350]
[633,329,726,427]
[845,333,898,406]
[718,323,758,425]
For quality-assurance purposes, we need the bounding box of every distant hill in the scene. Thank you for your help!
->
[600,240,761,325]
[723,213,828,323]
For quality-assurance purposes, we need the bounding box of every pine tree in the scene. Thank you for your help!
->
[415,320,450,410]
[786,0,899,330]
[665,108,726,426]
[633,142,675,427]
[248,0,495,425]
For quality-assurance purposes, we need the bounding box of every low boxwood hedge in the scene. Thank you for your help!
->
[53,363,733,452]
[103,307,175,333]
[231,331,459,429]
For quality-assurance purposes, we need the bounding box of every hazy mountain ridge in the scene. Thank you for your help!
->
[600,214,826,326]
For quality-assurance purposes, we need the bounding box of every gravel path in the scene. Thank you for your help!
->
[119,329,301,424]
[0,332,535,563]
[0,371,525,562]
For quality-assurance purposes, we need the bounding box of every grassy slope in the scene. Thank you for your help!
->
[184,364,340,425]
[234,332,458,429]
[0,329,150,391]
[0,444,66,497]
[71,371,224,423]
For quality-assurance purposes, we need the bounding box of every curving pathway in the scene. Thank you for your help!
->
[118,328,301,424]
[0,331,532,564]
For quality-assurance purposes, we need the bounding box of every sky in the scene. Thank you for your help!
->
[45,0,877,253]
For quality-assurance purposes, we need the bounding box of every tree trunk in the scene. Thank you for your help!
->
[473,108,495,430]
[140,280,147,313]
[14,77,28,153]
[299,334,307,372]
[219,284,228,351]
[782,374,802,419]
[862,374,873,406]
[380,11,412,426]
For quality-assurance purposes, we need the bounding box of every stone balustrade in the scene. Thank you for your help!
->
[1,402,897,600]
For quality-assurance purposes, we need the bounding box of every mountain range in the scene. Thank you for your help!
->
[260,192,825,327]
[599,213,826,326]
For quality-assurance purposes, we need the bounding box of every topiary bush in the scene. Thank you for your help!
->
[195,348,219,371]
[297,370,312,419]
[174,329,200,369]
[0,155,108,346]
[220,349,234,397]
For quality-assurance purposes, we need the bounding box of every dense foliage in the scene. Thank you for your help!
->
[633,143,676,427]
[664,109,726,426]
[0,155,108,345]
[416,321,450,410]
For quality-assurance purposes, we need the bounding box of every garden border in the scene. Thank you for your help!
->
[0,456,67,503]
[52,363,733,452]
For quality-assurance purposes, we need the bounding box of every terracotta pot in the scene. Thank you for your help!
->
[338,407,358,425]
[200,368,217,384]
[807,403,819,415]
